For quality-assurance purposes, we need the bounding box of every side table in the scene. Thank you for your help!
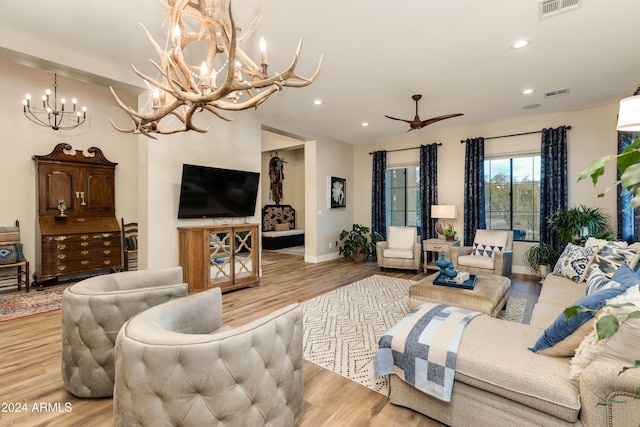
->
[423,238,460,273]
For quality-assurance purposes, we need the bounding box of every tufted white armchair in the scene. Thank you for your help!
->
[61,267,188,398]
[113,287,304,427]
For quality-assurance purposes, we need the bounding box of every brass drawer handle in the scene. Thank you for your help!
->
[55,236,69,241]
[81,235,90,240]
[103,241,111,246]
[57,254,67,260]
[103,260,111,265]
[81,242,90,247]
[77,218,86,222]
[81,250,89,255]
[103,249,111,254]
[58,265,67,271]
[102,233,112,238]
[57,244,66,250]
[81,260,90,265]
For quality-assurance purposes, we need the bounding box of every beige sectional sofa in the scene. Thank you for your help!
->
[388,270,640,426]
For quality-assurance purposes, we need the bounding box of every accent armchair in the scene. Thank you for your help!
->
[451,229,513,277]
[114,288,304,427]
[376,226,422,273]
[61,267,188,398]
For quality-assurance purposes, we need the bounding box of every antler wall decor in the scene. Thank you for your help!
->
[110,0,322,139]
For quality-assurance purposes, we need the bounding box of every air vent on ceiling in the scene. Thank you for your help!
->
[538,0,582,20]
[544,88,571,98]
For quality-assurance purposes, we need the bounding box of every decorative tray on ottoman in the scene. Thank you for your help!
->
[433,273,477,290]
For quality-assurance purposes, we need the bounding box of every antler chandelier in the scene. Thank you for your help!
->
[110,0,322,139]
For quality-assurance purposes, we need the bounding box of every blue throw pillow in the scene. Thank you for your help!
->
[529,263,640,355]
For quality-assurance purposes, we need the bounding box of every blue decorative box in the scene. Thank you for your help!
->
[433,273,477,290]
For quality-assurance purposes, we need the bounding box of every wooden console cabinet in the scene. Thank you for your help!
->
[33,144,122,284]
[178,224,260,293]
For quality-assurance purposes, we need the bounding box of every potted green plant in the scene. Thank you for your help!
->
[547,205,613,248]
[339,224,379,262]
[524,243,559,280]
[442,229,457,242]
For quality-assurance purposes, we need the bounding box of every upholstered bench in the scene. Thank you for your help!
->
[408,273,510,317]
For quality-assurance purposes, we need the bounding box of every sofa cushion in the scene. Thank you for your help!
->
[530,263,640,356]
[588,244,640,279]
[471,230,507,258]
[456,316,581,423]
[553,243,598,283]
[388,227,415,250]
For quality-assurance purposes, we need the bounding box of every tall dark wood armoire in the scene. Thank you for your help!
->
[33,144,122,285]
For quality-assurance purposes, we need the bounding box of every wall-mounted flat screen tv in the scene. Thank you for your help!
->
[177,164,260,219]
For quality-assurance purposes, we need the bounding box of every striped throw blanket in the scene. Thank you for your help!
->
[374,302,481,402]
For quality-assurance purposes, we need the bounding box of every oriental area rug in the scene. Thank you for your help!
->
[301,275,525,396]
[0,283,71,322]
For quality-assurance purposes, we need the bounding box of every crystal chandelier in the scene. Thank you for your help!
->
[22,73,88,131]
[110,0,322,139]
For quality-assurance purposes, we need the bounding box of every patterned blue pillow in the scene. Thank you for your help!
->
[584,266,620,296]
[553,243,598,283]
[589,244,640,279]
[0,243,24,265]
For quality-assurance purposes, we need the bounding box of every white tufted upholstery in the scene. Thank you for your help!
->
[113,288,304,427]
[61,267,188,398]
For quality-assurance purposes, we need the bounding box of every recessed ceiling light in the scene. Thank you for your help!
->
[361,122,369,127]
[511,39,530,49]
[313,99,323,105]
[522,88,535,95]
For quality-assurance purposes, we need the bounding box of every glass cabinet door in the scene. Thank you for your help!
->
[209,230,232,284]
[233,228,254,281]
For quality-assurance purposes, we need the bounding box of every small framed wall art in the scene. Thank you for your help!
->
[330,176,346,208]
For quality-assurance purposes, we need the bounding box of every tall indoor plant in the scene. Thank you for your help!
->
[547,205,613,248]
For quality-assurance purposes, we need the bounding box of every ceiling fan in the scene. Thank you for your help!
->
[385,94,463,131]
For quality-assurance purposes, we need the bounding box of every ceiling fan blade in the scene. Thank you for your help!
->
[384,115,411,123]
[420,113,464,127]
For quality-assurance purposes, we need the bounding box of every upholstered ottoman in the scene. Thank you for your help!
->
[409,273,510,317]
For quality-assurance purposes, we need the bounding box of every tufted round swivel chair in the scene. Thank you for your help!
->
[113,287,304,427]
[61,267,188,398]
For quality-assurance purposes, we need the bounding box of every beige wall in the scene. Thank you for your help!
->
[353,103,620,274]
[0,60,138,275]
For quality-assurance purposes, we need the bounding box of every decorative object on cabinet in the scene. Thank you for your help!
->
[121,219,138,271]
[22,73,88,131]
[178,224,259,293]
[0,220,30,293]
[109,0,321,139]
[33,144,122,285]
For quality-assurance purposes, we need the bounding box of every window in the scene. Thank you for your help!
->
[484,156,540,241]
[385,167,421,234]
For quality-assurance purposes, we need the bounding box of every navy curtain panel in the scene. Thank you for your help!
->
[420,144,439,262]
[540,126,569,253]
[371,150,387,240]
[618,131,640,242]
[463,137,485,246]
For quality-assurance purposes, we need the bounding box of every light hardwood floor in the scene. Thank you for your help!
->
[0,251,540,426]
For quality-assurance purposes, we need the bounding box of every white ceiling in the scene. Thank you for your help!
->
[1,0,639,144]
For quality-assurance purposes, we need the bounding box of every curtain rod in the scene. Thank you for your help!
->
[369,142,441,155]
[459,126,571,143]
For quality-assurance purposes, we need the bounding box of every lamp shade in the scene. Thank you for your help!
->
[431,205,458,219]
[617,95,640,131]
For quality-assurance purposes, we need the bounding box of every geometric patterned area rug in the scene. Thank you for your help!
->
[302,275,525,396]
[0,283,71,322]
